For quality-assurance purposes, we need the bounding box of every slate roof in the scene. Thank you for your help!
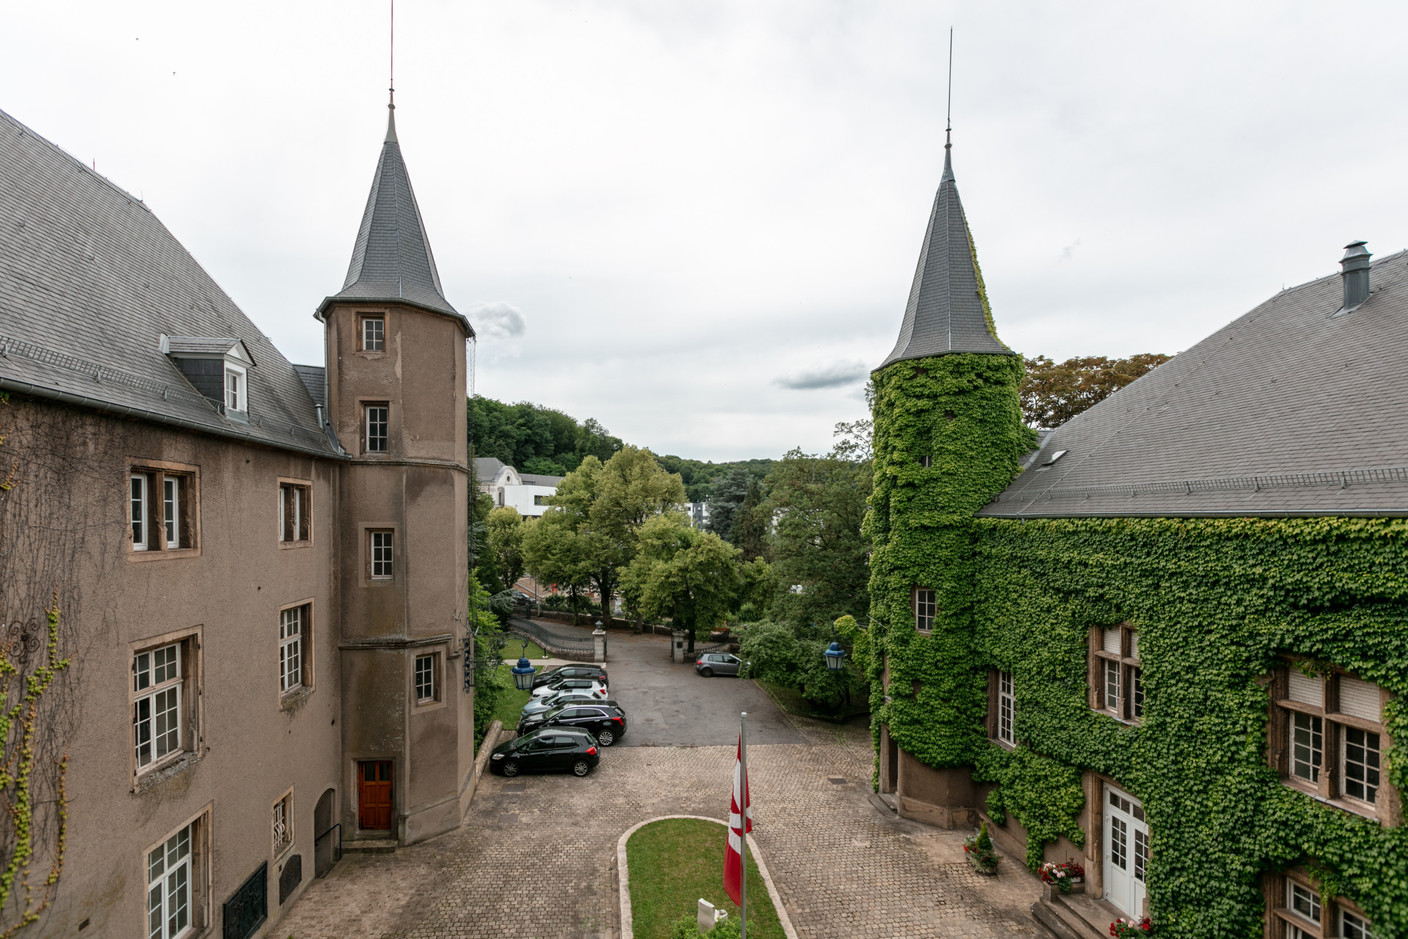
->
[981,249,1408,518]
[877,145,1012,371]
[321,108,472,335]
[0,108,338,457]
[292,364,326,410]
[520,473,565,487]
[473,457,507,482]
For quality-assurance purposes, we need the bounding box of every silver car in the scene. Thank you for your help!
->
[695,652,744,677]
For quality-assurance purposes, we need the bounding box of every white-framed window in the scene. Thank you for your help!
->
[224,363,247,414]
[279,482,311,543]
[360,314,385,352]
[363,403,389,454]
[134,642,183,769]
[132,631,199,784]
[1270,664,1390,820]
[130,466,197,554]
[1269,869,1374,939]
[912,587,936,632]
[279,605,309,695]
[993,670,1015,746]
[369,530,394,580]
[414,653,439,704]
[132,473,150,550]
[146,813,208,939]
[272,790,294,856]
[1091,624,1142,723]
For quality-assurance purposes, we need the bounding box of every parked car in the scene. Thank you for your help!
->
[531,663,609,689]
[518,704,628,746]
[695,653,746,677]
[522,690,625,720]
[530,677,609,699]
[488,728,600,777]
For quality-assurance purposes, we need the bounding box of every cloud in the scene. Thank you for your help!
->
[468,301,527,341]
[774,360,868,390]
[1058,238,1082,263]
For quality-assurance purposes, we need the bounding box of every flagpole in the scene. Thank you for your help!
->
[739,710,748,939]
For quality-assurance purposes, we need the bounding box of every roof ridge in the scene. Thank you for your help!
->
[1,108,153,215]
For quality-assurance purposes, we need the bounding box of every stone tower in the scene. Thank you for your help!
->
[867,136,1025,826]
[317,102,476,844]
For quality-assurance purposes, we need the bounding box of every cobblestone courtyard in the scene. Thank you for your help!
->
[279,715,1042,938]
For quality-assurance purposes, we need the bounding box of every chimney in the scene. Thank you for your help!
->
[1340,241,1371,311]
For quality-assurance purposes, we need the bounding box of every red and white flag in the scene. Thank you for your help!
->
[723,735,753,906]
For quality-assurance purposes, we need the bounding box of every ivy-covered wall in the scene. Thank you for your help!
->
[969,515,1408,937]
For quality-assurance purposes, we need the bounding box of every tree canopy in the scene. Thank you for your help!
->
[620,513,742,649]
[1020,353,1171,428]
[467,396,623,475]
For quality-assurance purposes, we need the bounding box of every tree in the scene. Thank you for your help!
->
[520,510,590,622]
[1020,353,1171,428]
[705,467,753,543]
[465,574,507,744]
[763,444,872,634]
[621,513,742,652]
[485,506,527,590]
[731,476,769,563]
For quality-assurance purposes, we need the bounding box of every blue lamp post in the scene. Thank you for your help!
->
[511,656,537,691]
[823,641,847,672]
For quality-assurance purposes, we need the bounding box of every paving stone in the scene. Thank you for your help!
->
[279,716,1042,938]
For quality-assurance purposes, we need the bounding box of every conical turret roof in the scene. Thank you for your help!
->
[320,108,471,334]
[877,145,1008,370]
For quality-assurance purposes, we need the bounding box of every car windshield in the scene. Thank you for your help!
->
[541,707,568,720]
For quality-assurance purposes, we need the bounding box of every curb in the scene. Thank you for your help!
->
[616,815,798,939]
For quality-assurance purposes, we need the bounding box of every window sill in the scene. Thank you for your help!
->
[1091,707,1142,727]
[1280,777,1383,823]
[277,540,313,550]
[133,750,201,793]
[989,737,1017,752]
[129,546,201,562]
[280,687,315,711]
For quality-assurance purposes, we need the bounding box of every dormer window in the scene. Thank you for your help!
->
[224,364,247,414]
[162,335,256,419]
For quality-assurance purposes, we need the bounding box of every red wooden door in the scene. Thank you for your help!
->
[357,761,393,831]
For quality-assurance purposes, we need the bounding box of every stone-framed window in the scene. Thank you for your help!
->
[414,652,440,705]
[362,402,389,454]
[145,809,210,939]
[131,462,198,555]
[1268,662,1395,822]
[912,587,936,633]
[132,630,201,781]
[369,530,394,581]
[1266,868,1374,938]
[360,314,385,352]
[272,789,294,858]
[278,481,311,544]
[279,603,312,697]
[1090,624,1142,723]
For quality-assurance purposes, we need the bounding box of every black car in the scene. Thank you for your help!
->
[489,728,600,777]
[518,704,628,746]
[531,663,609,689]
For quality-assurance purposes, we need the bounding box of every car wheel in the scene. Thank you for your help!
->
[502,760,521,778]
[701,667,713,677]
[572,759,592,777]
[597,729,616,747]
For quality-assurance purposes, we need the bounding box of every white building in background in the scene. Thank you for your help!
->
[474,457,564,518]
[684,502,710,529]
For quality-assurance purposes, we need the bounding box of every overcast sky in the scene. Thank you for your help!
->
[5,2,1408,461]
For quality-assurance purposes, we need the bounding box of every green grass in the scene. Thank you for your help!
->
[626,817,785,939]
[758,679,869,723]
[502,638,552,661]
[490,679,534,733]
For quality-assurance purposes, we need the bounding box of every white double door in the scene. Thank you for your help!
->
[1103,784,1149,918]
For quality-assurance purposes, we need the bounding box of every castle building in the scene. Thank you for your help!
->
[867,136,1405,936]
[0,99,475,938]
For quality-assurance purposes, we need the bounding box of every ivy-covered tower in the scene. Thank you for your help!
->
[867,134,1026,827]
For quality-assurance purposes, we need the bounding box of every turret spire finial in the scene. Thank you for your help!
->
[945,27,953,151]
[389,0,396,113]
